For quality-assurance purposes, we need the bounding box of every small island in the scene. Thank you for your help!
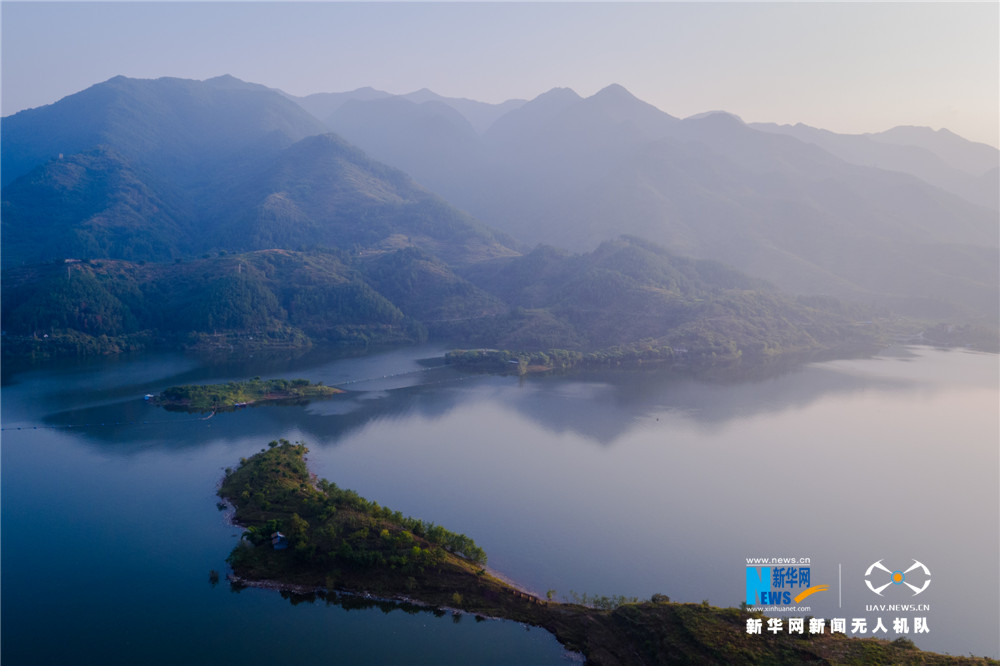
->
[153,378,342,412]
[217,442,990,665]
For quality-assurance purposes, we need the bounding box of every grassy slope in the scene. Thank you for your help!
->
[218,443,995,666]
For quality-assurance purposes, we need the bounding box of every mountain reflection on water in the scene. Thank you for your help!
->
[2,343,997,662]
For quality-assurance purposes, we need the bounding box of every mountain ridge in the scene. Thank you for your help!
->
[3,75,995,349]
[751,120,998,210]
[295,79,997,319]
[1,74,330,188]
[1,75,519,268]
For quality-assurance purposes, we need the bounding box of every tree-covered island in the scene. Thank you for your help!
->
[218,441,993,665]
[154,378,341,412]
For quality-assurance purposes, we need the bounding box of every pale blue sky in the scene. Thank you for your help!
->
[2,2,997,146]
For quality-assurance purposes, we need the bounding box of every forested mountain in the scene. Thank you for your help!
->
[323,97,485,219]
[456,236,876,355]
[311,83,998,320]
[200,132,518,266]
[1,74,327,189]
[1,147,191,262]
[1,249,483,353]
[1,75,517,267]
[1,239,881,361]
[1,75,992,359]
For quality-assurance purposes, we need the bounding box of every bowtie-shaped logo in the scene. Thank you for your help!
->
[864,559,931,596]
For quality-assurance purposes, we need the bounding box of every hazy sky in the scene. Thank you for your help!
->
[2,2,998,147]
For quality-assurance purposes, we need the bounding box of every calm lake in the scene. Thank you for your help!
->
[2,344,997,663]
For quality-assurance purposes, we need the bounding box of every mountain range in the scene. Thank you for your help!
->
[750,122,998,210]
[1,74,996,358]
[313,82,998,319]
[1,75,517,268]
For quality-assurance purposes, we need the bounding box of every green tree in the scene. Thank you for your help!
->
[285,512,309,548]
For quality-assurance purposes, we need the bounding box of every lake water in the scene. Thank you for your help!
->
[2,344,997,663]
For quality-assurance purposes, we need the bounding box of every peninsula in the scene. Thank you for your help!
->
[154,378,341,412]
[218,442,992,665]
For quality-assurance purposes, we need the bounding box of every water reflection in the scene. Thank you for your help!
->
[2,344,996,660]
[23,345,951,450]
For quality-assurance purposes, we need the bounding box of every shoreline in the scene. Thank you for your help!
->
[223,572,587,662]
[219,495,545,610]
[214,444,997,666]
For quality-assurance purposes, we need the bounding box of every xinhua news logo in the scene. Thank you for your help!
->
[745,561,829,607]
[864,559,931,596]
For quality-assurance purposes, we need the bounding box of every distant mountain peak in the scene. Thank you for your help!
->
[591,83,636,100]
[536,87,582,103]
[203,75,275,93]
[400,88,448,105]
[872,125,969,144]
[0,74,329,189]
[868,124,998,174]
[484,87,584,139]
[685,110,745,124]
[206,74,243,83]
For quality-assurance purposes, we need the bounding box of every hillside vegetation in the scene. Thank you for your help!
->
[1,76,517,268]
[1,238,887,362]
[155,378,342,413]
[220,442,997,666]
[222,440,487,587]
[4,75,991,363]
[2,250,426,355]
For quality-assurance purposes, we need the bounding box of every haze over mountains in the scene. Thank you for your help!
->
[1,75,516,267]
[751,121,999,210]
[1,74,996,358]
[313,81,998,319]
